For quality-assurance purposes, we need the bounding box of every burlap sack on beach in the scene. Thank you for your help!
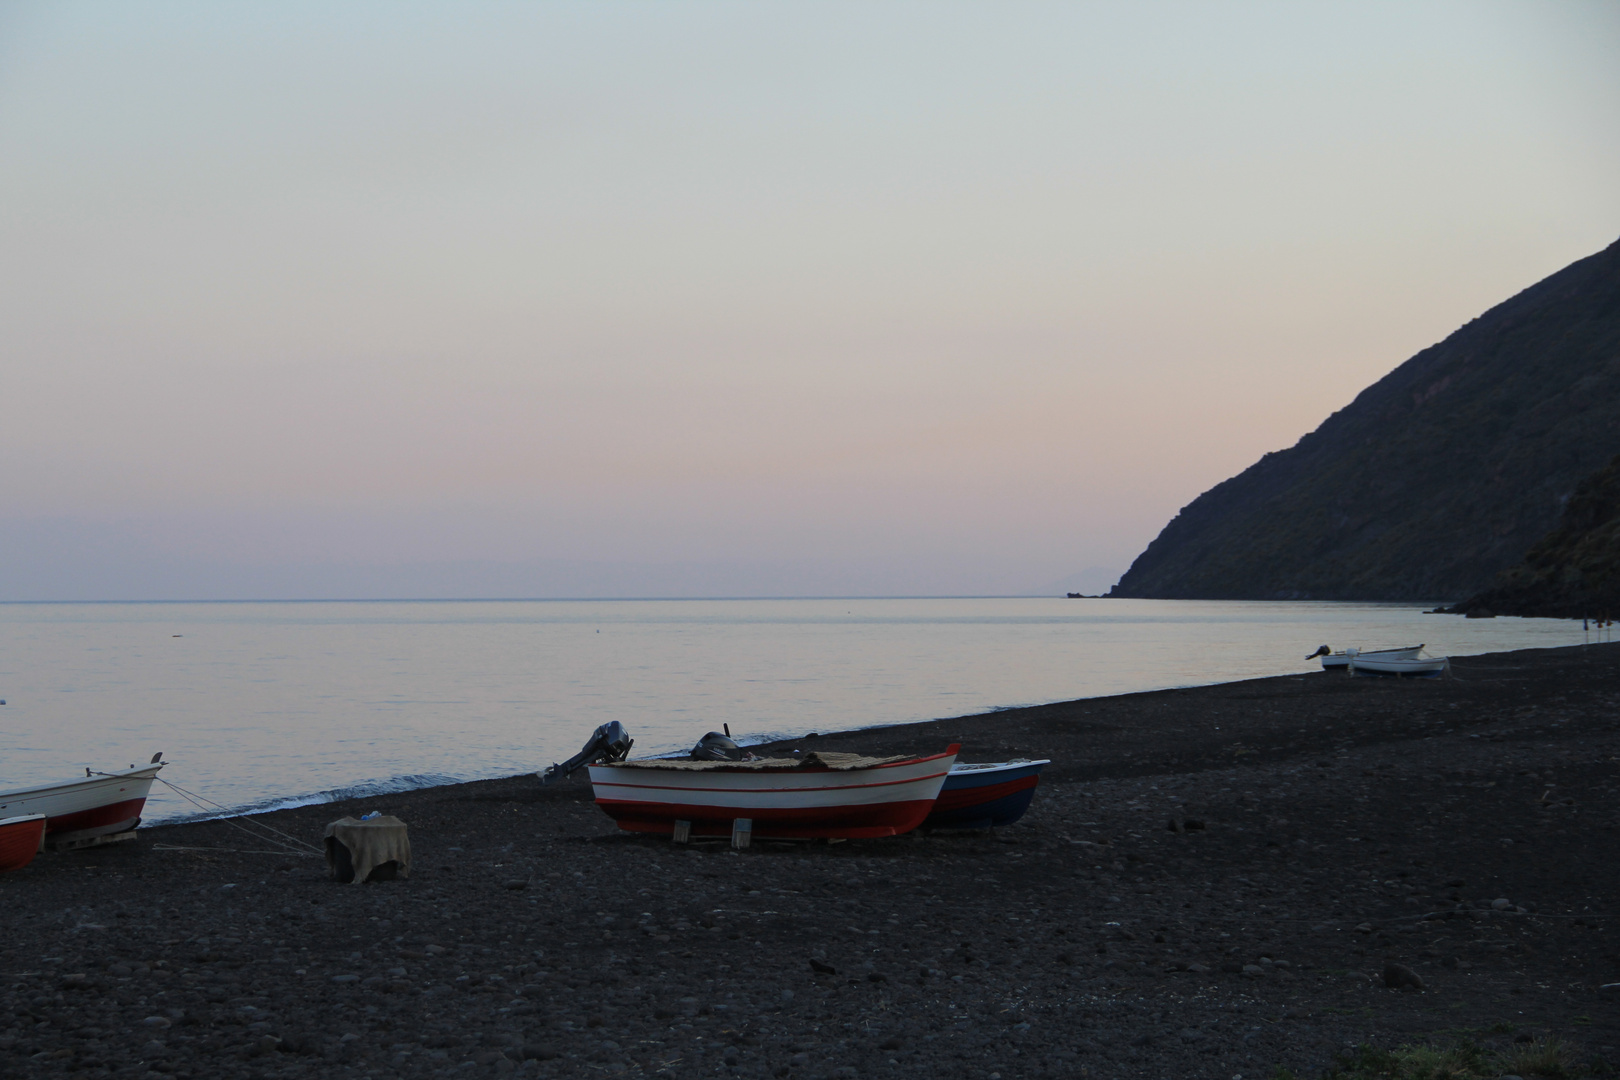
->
[324,816,411,884]
[613,751,914,771]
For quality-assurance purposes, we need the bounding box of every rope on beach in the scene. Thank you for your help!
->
[153,777,323,858]
[152,844,319,857]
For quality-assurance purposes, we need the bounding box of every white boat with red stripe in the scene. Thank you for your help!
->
[0,755,165,848]
[588,744,960,840]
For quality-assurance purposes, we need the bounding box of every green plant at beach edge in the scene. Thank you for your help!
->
[1266,1036,1593,1080]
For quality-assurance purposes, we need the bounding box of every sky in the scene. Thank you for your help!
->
[1,1,1617,600]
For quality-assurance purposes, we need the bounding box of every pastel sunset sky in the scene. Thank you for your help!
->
[2,2,1617,599]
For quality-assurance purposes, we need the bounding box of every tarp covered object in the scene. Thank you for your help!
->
[324,816,411,884]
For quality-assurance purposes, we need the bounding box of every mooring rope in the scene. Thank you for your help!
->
[151,843,317,856]
[145,775,323,857]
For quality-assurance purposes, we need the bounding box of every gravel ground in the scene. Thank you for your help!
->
[3,641,1618,1079]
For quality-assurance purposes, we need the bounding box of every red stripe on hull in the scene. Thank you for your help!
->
[931,775,1037,812]
[45,797,147,843]
[595,797,938,840]
[0,819,45,871]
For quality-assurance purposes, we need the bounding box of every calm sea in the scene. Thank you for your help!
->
[0,598,1593,822]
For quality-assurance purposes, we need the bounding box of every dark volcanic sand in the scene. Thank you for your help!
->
[4,643,1619,1080]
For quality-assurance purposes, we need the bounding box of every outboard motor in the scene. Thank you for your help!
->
[690,723,755,762]
[538,721,634,784]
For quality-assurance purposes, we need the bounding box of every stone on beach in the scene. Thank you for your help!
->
[1382,962,1426,990]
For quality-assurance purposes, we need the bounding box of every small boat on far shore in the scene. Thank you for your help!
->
[1349,651,1449,678]
[0,815,46,871]
[1310,645,1424,671]
[0,756,165,849]
[923,759,1049,829]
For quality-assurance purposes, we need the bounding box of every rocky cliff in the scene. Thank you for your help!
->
[1109,237,1620,601]
[1442,452,1620,619]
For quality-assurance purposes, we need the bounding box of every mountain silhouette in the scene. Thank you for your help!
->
[1110,237,1620,601]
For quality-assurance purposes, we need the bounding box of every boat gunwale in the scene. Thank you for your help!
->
[0,764,162,802]
[593,746,958,775]
[947,759,1051,776]
[0,813,48,828]
[1349,657,1448,670]
[590,767,953,797]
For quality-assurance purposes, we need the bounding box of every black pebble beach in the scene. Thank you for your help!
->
[4,642,1618,1079]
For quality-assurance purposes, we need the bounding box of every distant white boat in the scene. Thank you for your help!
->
[1312,645,1424,671]
[1348,651,1449,679]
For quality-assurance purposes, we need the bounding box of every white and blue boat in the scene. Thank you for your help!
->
[922,759,1050,829]
[1348,651,1449,678]
[1311,644,1424,670]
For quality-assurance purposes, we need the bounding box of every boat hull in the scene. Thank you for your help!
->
[923,760,1049,829]
[0,764,162,846]
[0,815,46,871]
[1321,645,1423,670]
[589,749,957,839]
[1349,656,1448,678]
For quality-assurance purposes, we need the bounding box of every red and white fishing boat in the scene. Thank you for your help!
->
[0,815,47,871]
[0,756,164,849]
[588,745,960,840]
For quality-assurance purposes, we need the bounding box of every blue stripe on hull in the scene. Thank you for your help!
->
[940,764,1044,791]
